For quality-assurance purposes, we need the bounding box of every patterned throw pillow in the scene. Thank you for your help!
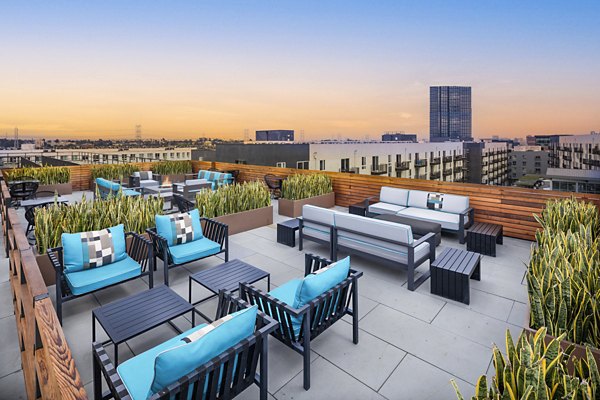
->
[427,193,444,210]
[80,228,117,269]
[169,213,198,245]
[182,313,236,343]
[139,171,150,180]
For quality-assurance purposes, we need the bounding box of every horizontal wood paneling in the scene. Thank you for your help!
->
[192,161,600,241]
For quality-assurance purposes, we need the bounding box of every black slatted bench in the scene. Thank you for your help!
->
[430,247,481,304]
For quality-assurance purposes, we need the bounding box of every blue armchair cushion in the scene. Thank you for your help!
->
[64,256,141,295]
[155,209,203,246]
[295,256,350,307]
[149,305,258,394]
[123,189,141,197]
[117,323,208,400]
[61,224,127,273]
[96,177,121,192]
[268,279,303,337]
[168,237,221,264]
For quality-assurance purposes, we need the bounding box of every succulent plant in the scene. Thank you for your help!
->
[34,194,163,254]
[151,160,192,175]
[6,166,70,185]
[534,197,599,238]
[281,174,333,200]
[452,328,600,400]
[90,164,140,181]
[195,181,270,218]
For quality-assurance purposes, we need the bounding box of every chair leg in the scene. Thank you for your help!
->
[352,280,359,345]
[55,279,63,325]
[302,317,311,390]
[93,350,102,400]
[260,337,268,400]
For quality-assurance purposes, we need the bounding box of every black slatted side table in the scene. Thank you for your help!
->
[189,259,270,321]
[430,247,481,305]
[92,285,194,365]
[277,218,300,247]
[466,222,503,257]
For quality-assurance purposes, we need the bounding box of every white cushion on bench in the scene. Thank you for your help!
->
[379,187,410,206]
[398,207,461,231]
[368,202,406,215]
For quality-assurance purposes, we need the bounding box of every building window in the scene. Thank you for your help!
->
[320,160,326,170]
[296,161,309,169]
[340,158,349,171]
[276,162,287,168]
[361,157,366,169]
[372,156,379,167]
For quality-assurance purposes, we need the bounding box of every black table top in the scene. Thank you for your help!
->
[278,218,300,229]
[432,247,480,274]
[468,222,502,235]
[190,259,269,294]
[93,286,193,344]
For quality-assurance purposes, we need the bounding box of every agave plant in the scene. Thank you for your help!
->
[281,174,333,200]
[90,164,140,181]
[34,194,163,254]
[452,328,600,399]
[534,197,599,238]
[5,166,70,185]
[151,160,192,175]
[195,181,270,218]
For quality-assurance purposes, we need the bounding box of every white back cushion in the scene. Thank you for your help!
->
[407,190,429,209]
[302,205,336,227]
[379,187,409,206]
[334,213,413,244]
[441,194,469,214]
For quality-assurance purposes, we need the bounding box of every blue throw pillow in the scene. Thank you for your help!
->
[61,224,127,273]
[295,256,350,307]
[150,305,258,395]
[155,209,203,246]
[96,178,121,192]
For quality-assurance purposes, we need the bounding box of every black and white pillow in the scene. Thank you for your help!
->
[427,193,444,210]
[139,171,150,180]
[169,213,196,245]
[80,228,116,269]
[182,313,235,343]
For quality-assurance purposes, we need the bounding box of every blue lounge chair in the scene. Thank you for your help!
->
[95,177,143,199]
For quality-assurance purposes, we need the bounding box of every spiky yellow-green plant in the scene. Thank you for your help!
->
[195,181,270,218]
[91,164,140,181]
[280,174,333,200]
[34,194,163,254]
[534,197,599,238]
[6,166,70,185]
[452,328,599,399]
[151,160,192,175]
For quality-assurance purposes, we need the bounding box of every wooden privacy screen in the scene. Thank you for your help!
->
[193,161,600,241]
[1,182,87,400]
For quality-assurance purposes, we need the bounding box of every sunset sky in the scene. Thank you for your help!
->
[1,1,599,140]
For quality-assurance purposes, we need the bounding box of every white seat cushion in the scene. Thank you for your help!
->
[379,187,409,206]
[302,205,336,226]
[336,236,429,265]
[440,194,469,214]
[407,190,429,209]
[334,213,413,245]
[397,208,461,231]
[139,180,159,188]
[368,202,406,215]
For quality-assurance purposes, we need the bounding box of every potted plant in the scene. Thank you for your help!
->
[5,166,72,195]
[90,163,140,190]
[452,328,600,399]
[195,181,272,234]
[151,160,193,185]
[526,197,600,365]
[278,174,335,217]
[34,194,163,285]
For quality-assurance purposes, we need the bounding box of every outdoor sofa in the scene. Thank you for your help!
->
[95,177,143,200]
[185,170,234,190]
[129,170,160,188]
[299,204,436,290]
[93,291,278,400]
[366,186,473,244]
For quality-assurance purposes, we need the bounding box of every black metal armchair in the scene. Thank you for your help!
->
[239,253,363,390]
[48,231,154,324]
[263,174,284,199]
[8,177,39,207]
[93,291,279,400]
[147,218,228,286]
[172,193,196,213]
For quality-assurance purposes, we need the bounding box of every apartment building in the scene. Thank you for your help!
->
[212,141,466,182]
[463,141,510,186]
[508,146,550,184]
[550,133,600,171]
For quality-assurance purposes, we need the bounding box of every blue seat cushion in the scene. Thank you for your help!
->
[168,237,221,264]
[117,323,208,400]
[155,209,203,246]
[295,256,350,307]
[96,177,121,191]
[64,256,141,295]
[150,305,258,394]
[268,279,303,337]
[61,224,127,273]
[123,189,141,196]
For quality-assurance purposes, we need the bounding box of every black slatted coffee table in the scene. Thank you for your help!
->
[189,259,270,321]
[92,285,194,365]
[430,247,481,305]
[466,222,503,257]
[277,219,300,247]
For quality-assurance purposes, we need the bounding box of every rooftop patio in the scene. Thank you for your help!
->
[0,191,532,400]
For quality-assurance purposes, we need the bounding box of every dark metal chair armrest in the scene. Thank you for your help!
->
[304,253,334,276]
[410,232,436,248]
[462,207,475,228]
[93,342,130,400]
[146,228,170,260]
[47,247,64,273]
[364,195,378,208]
[200,217,228,248]
[125,231,154,273]
[184,173,197,180]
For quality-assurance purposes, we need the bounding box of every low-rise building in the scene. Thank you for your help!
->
[508,146,550,184]
[463,141,510,186]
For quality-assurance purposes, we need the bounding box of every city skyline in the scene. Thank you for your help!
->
[1,1,599,140]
